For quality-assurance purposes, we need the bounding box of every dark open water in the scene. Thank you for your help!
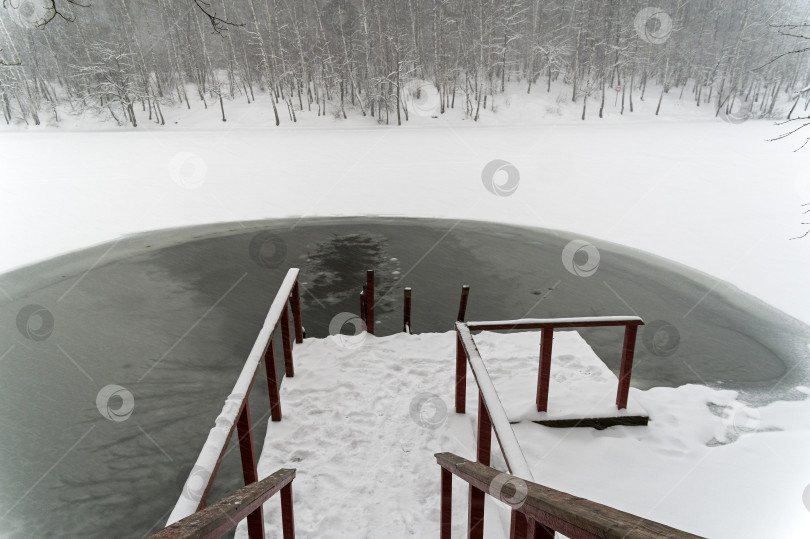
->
[0,217,807,537]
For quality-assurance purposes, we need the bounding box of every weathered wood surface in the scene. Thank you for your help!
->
[151,468,296,539]
[436,453,705,539]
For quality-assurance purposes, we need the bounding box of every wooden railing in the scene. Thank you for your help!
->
[456,316,644,414]
[436,452,704,539]
[166,268,304,538]
[151,468,296,539]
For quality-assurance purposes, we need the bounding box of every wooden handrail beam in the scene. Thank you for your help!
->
[436,453,704,539]
[467,316,643,332]
[169,269,302,524]
[150,468,296,539]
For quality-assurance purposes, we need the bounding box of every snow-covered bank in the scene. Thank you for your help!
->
[234,330,810,538]
[0,87,807,323]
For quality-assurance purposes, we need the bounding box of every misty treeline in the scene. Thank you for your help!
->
[0,0,808,127]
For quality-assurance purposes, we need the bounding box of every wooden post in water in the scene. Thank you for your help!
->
[403,287,412,333]
[360,288,366,326]
[457,284,470,322]
[366,270,375,334]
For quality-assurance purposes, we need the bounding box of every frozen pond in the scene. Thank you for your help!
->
[0,217,807,538]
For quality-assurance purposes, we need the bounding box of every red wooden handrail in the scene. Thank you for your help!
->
[150,468,296,539]
[436,452,705,539]
[456,316,644,413]
[168,268,305,535]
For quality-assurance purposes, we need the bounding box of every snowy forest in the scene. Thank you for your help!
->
[0,0,809,127]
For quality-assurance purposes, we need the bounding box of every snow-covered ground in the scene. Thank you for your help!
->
[233,330,810,538]
[1,84,808,325]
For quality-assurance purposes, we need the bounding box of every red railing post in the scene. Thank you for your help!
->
[366,270,375,334]
[616,324,639,410]
[291,281,304,344]
[536,328,554,412]
[457,285,470,322]
[440,467,452,539]
[264,337,282,421]
[477,391,492,466]
[527,519,554,539]
[468,392,491,539]
[281,481,295,539]
[281,305,294,377]
[403,287,412,333]
[455,332,467,414]
[509,510,528,539]
[236,401,264,539]
[360,288,366,325]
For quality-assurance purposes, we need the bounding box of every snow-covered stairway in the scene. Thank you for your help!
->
[233,325,657,538]
[234,331,486,538]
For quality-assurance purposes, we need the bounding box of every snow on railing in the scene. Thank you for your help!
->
[455,322,534,481]
[167,268,304,533]
[435,452,705,539]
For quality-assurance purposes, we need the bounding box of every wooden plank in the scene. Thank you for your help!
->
[150,469,295,539]
[436,453,705,539]
[467,316,643,332]
[525,416,649,430]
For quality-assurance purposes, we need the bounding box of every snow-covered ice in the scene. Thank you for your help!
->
[1,85,807,325]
